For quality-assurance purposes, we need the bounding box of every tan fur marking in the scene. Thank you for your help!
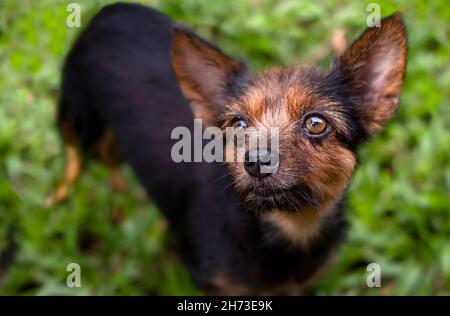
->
[46,127,126,206]
[264,209,326,248]
[305,144,356,202]
[243,87,266,122]
[45,144,81,206]
[45,122,82,206]
[98,130,127,193]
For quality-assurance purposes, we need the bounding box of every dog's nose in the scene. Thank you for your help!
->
[244,149,276,178]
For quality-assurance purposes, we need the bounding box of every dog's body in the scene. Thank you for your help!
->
[51,3,407,294]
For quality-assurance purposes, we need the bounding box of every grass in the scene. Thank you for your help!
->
[0,0,449,295]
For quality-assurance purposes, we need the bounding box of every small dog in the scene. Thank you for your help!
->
[48,3,407,294]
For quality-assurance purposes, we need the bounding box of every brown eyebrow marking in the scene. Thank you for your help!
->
[222,68,351,138]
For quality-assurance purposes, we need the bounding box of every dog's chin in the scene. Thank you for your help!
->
[239,185,319,213]
[241,194,298,213]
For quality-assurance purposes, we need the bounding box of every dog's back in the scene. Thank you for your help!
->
[58,3,204,216]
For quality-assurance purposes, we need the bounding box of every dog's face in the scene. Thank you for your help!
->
[172,13,407,213]
[216,67,361,212]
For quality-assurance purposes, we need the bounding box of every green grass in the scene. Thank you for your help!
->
[0,0,449,295]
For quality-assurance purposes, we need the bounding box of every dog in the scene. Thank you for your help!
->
[48,3,407,295]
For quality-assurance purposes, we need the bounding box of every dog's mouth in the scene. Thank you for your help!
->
[239,184,319,213]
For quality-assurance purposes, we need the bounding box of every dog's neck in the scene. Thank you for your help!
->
[263,198,343,248]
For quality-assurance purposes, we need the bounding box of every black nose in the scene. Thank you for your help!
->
[244,149,276,178]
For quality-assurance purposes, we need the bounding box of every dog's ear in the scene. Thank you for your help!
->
[337,12,407,135]
[172,26,246,126]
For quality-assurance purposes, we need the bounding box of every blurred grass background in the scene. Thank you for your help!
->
[0,0,449,295]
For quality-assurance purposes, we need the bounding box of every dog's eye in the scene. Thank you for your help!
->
[304,115,328,135]
[231,118,248,131]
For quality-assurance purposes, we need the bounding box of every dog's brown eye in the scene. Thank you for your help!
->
[304,115,328,135]
[231,118,248,131]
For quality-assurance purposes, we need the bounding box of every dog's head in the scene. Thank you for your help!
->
[172,13,407,213]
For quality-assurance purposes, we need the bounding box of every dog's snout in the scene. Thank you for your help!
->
[244,149,277,178]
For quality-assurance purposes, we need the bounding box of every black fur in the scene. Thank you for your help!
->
[58,3,347,294]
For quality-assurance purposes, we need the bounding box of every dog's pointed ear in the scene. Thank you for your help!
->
[172,25,246,126]
[336,12,407,135]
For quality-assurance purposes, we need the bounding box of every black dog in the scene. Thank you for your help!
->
[49,3,407,294]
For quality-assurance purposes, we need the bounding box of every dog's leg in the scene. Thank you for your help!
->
[45,124,82,207]
[98,130,127,193]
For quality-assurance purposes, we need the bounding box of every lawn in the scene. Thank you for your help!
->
[0,0,449,295]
